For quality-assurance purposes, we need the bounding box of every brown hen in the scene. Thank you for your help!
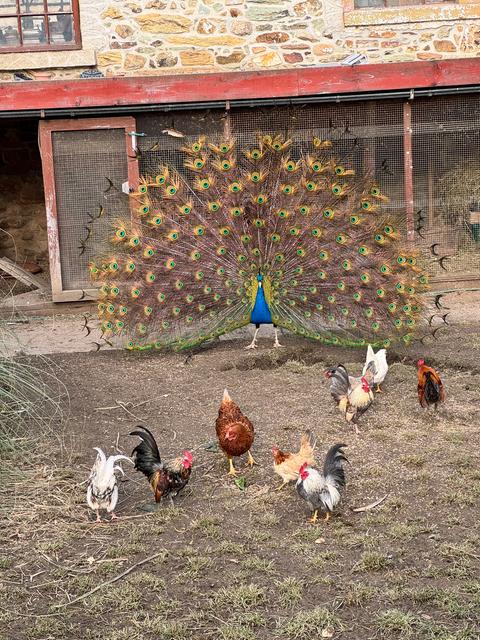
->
[215,389,255,476]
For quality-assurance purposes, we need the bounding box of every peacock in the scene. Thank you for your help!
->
[90,133,431,352]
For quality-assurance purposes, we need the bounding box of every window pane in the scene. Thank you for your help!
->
[20,0,45,14]
[47,0,73,12]
[0,17,20,47]
[21,14,47,44]
[0,1,18,15]
[48,13,72,42]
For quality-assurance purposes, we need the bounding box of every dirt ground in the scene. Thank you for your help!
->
[1,291,480,640]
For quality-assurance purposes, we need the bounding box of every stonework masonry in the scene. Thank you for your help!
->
[0,0,480,80]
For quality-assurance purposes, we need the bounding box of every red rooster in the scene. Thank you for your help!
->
[130,425,193,504]
[417,359,445,410]
[215,389,255,476]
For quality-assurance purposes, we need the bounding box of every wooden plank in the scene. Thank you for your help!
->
[0,257,46,290]
[38,117,138,303]
[2,59,480,113]
[403,100,414,242]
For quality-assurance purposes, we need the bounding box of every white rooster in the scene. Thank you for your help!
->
[362,344,388,393]
[86,448,132,522]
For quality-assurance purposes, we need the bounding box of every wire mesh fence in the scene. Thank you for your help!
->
[49,95,480,293]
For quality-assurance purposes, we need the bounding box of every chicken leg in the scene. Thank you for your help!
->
[95,510,101,524]
[275,480,288,491]
[324,512,331,523]
[247,451,256,467]
[375,384,383,393]
[227,457,237,476]
[110,512,118,521]
[309,510,319,524]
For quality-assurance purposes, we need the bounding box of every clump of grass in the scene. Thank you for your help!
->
[181,555,213,578]
[353,551,392,573]
[387,522,421,540]
[218,625,256,640]
[192,516,222,538]
[275,577,304,607]
[342,582,377,606]
[146,620,190,640]
[242,554,276,574]
[278,607,341,639]
[375,609,417,636]
[282,359,309,374]
[210,583,266,612]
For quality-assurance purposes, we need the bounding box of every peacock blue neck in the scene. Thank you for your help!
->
[250,273,272,325]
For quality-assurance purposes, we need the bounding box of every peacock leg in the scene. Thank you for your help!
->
[227,457,237,476]
[95,510,101,523]
[273,326,283,349]
[247,450,257,467]
[375,384,383,393]
[110,512,118,521]
[245,327,260,350]
[309,510,319,524]
[323,511,331,523]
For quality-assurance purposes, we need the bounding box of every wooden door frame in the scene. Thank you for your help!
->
[39,116,139,302]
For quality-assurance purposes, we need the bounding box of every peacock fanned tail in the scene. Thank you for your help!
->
[91,134,430,351]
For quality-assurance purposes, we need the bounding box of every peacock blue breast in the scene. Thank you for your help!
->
[250,276,272,325]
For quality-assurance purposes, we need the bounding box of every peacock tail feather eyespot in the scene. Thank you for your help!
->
[208,201,220,212]
[297,248,306,257]
[384,225,395,236]
[102,320,113,332]
[374,234,386,245]
[110,286,119,297]
[407,286,415,295]
[319,250,329,261]
[358,246,369,256]
[221,160,232,171]
[162,320,170,329]
[175,280,184,290]
[166,259,176,269]
[157,293,165,304]
[253,219,265,228]
[195,270,204,280]
[331,183,347,196]
[251,247,261,256]
[166,184,177,196]
[295,266,304,276]
[237,254,247,263]
[371,322,380,331]
[274,253,285,263]
[115,320,124,330]
[216,246,227,256]
[180,204,192,215]
[350,319,357,328]
[305,181,317,192]
[315,303,323,311]
[299,205,310,215]
[131,287,141,298]
[229,181,241,193]
[327,294,336,303]
[342,260,351,271]
[144,305,153,316]
[289,278,298,287]
[199,179,211,190]
[106,303,115,314]
[194,158,205,169]
[219,226,231,236]
[146,272,155,283]
[327,313,335,321]
[308,285,316,293]
[394,318,403,328]
[406,318,415,327]
[277,209,289,219]
[213,293,221,301]
[388,302,396,312]
[337,282,345,291]
[172,307,181,316]
[289,226,301,236]
[318,270,327,280]
[411,304,420,313]
[341,307,349,316]
[138,184,148,194]
[376,288,385,297]
[365,307,373,318]
[100,284,109,296]
[396,282,405,292]
[126,340,135,349]
[380,264,391,275]
[125,261,136,273]
[198,303,206,312]
[186,294,194,303]
[118,305,127,315]
[250,171,261,182]
[217,266,226,275]
[418,275,429,284]
[402,304,411,314]
[360,273,370,283]
[336,234,348,244]
[186,315,194,323]
[204,285,212,294]
[190,250,201,261]
[192,225,205,237]
[256,194,267,204]
[353,292,362,301]
[109,261,119,272]
[115,228,126,240]
[311,228,322,238]
[323,209,334,220]
[155,174,166,185]
[230,207,243,217]
[149,216,163,226]
[167,230,180,242]
[361,200,373,211]
[144,247,155,258]
[407,256,417,266]
[192,142,202,152]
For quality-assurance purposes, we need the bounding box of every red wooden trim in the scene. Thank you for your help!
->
[2,58,480,113]
[39,116,137,301]
[403,101,414,242]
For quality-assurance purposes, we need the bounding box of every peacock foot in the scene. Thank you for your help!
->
[247,451,257,467]
[95,511,101,523]
[273,339,283,348]
[309,510,319,524]
[110,512,118,521]
[244,341,257,350]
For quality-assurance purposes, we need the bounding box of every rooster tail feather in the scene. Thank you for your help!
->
[222,388,231,403]
[129,425,162,478]
[323,443,348,491]
[300,429,316,451]
[329,364,350,400]
[423,372,442,404]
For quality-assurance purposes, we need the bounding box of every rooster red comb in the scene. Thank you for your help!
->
[299,462,308,473]
[183,451,193,462]
[417,358,425,367]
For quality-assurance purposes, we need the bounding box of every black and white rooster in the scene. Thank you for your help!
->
[296,444,348,523]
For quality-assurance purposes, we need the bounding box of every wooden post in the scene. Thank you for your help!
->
[403,100,414,242]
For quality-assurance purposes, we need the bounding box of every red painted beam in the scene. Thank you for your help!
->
[1,58,480,113]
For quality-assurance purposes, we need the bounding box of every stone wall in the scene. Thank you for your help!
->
[0,123,48,266]
[0,0,480,80]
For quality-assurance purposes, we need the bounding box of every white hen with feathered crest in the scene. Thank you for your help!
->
[86,447,133,522]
